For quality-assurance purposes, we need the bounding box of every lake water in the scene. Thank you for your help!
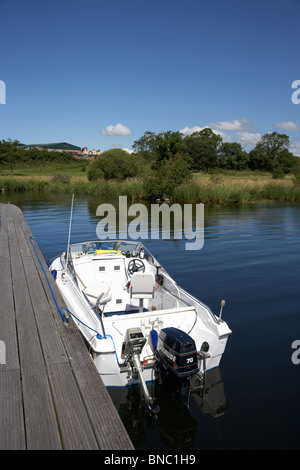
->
[1,191,299,450]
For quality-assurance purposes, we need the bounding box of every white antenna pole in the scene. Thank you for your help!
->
[66,193,74,267]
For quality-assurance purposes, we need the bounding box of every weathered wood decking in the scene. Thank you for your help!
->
[0,203,134,450]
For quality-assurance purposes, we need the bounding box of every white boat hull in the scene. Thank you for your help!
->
[50,240,231,389]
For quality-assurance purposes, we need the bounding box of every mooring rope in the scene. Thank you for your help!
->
[30,236,67,248]
[61,307,123,365]
[29,236,68,323]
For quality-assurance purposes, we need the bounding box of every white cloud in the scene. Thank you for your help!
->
[274,121,300,131]
[209,118,251,131]
[235,131,261,149]
[101,123,134,136]
[179,125,203,135]
[290,142,300,157]
[179,125,231,142]
[179,124,265,149]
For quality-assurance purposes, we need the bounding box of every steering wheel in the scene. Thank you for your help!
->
[127,258,145,277]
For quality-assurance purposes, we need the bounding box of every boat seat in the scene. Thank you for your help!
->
[130,273,156,312]
[84,280,112,307]
[130,272,156,298]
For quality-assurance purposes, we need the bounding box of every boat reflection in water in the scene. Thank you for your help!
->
[108,367,228,450]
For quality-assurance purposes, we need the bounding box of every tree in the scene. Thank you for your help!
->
[143,153,192,200]
[218,142,249,170]
[154,131,184,164]
[132,131,157,163]
[133,130,184,166]
[249,132,291,172]
[0,139,21,175]
[183,128,222,172]
[292,158,300,186]
[275,148,295,174]
[87,149,141,181]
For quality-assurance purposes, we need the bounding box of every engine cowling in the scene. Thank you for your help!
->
[156,327,199,379]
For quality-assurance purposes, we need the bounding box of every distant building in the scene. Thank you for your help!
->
[26,142,82,155]
[86,150,102,157]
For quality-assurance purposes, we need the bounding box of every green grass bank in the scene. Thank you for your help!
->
[1,170,300,205]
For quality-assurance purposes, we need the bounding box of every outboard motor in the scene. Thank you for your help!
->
[155,327,199,379]
[121,328,159,415]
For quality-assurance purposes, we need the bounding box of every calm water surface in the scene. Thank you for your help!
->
[1,192,299,450]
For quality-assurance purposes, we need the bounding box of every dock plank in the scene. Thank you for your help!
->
[21,255,69,366]
[13,204,134,450]
[0,370,26,450]
[47,362,99,450]
[0,203,134,450]
[8,209,62,450]
[0,255,20,372]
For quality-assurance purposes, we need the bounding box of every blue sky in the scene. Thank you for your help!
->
[1,0,300,154]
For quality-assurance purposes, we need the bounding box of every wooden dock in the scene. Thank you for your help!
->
[0,203,134,450]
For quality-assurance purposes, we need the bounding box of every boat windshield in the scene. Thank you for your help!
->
[85,241,118,254]
[69,243,87,255]
[66,240,155,262]
[117,241,139,254]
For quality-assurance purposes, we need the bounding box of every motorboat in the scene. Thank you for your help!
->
[49,240,231,413]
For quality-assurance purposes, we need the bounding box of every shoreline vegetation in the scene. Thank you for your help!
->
[1,130,300,205]
[1,169,300,205]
